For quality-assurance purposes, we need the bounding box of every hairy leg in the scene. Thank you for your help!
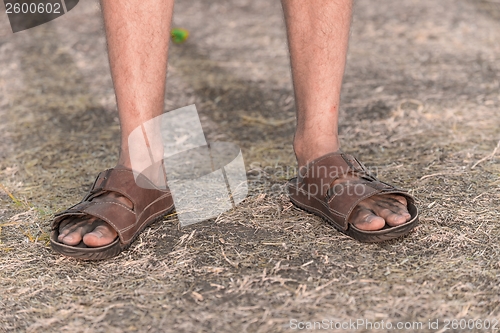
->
[281,0,410,230]
[58,0,174,247]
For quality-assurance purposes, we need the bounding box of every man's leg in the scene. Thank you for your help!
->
[57,0,173,247]
[281,0,411,230]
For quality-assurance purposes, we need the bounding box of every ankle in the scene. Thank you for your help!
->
[117,151,167,189]
[293,133,340,168]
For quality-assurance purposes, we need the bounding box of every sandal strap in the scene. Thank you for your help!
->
[297,152,371,197]
[85,168,168,213]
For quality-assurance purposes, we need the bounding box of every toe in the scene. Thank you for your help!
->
[349,207,386,231]
[58,228,70,242]
[59,220,94,246]
[373,197,411,227]
[57,218,76,241]
[82,222,118,247]
[388,194,408,206]
[60,228,84,245]
[382,209,409,226]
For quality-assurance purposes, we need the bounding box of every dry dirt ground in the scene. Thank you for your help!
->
[1,0,500,332]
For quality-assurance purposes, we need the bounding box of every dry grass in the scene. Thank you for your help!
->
[1,0,499,332]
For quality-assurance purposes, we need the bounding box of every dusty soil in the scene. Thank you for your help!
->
[0,0,499,332]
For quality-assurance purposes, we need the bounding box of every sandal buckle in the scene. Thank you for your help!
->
[341,153,365,173]
[89,169,112,194]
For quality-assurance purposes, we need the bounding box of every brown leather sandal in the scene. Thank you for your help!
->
[50,168,174,260]
[287,151,419,242]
